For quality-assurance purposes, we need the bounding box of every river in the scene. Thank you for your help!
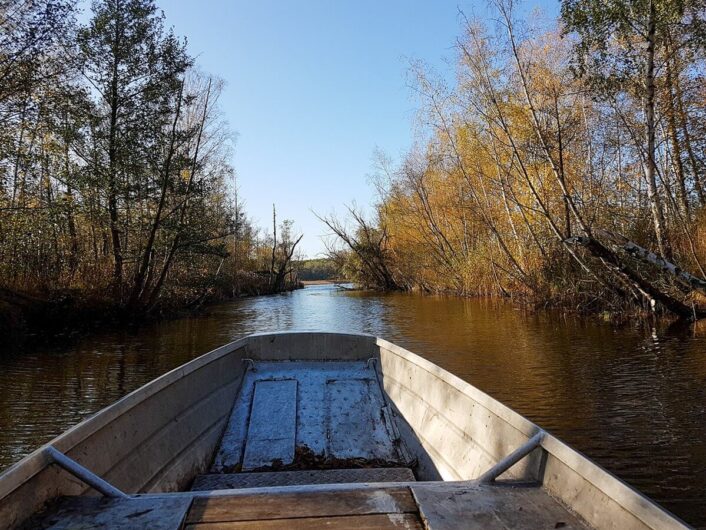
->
[1,284,705,526]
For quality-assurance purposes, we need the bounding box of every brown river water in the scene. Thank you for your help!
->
[1,284,705,526]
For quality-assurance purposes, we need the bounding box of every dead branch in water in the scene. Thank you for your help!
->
[566,232,705,320]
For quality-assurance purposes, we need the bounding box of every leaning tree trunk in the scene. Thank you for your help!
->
[567,229,706,320]
[595,229,706,296]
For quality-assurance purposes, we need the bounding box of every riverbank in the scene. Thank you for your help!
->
[0,276,303,352]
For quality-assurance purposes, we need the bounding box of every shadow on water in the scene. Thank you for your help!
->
[0,283,705,526]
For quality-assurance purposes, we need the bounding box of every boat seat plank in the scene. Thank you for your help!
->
[183,513,424,529]
[411,483,590,529]
[242,379,298,470]
[191,467,416,490]
[26,495,191,530]
[185,487,419,523]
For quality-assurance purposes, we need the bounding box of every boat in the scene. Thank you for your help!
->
[0,332,690,529]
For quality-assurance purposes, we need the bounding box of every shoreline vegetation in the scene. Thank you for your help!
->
[320,0,706,323]
[4,0,706,350]
[0,0,304,349]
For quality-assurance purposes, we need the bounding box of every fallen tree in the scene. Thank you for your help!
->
[566,230,705,321]
[595,229,706,297]
[317,208,403,291]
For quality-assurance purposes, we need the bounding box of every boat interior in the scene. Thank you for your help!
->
[0,333,688,529]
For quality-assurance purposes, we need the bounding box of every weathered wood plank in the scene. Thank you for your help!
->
[184,513,424,529]
[185,488,418,523]
[242,379,298,470]
[411,483,589,530]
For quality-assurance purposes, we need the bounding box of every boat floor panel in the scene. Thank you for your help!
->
[191,468,416,490]
[212,361,405,473]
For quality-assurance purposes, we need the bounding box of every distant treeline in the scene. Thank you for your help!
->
[295,259,340,281]
[0,0,301,341]
[322,0,706,320]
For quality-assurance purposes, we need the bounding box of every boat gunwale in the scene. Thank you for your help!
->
[376,336,691,530]
[0,331,377,500]
[0,337,249,500]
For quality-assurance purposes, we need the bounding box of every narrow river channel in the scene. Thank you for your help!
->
[1,284,705,526]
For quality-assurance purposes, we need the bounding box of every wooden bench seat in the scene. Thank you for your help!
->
[184,487,423,529]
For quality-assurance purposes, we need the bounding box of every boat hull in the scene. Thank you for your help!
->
[0,332,690,529]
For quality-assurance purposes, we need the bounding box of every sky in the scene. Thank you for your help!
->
[155,0,559,258]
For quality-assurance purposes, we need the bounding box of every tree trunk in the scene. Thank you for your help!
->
[644,0,671,259]
[107,15,123,300]
[269,204,277,289]
[664,44,689,219]
[671,51,705,206]
[145,79,212,311]
[566,235,697,319]
[596,229,706,296]
[128,80,184,309]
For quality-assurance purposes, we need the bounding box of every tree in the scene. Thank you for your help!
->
[0,0,73,106]
[561,0,706,259]
[0,0,303,331]
[77,0,191,300]
[322,2,706,319]
[268,205,303,292]
[318,207,401,291]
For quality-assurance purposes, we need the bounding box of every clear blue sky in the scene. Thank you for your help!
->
[157,0,559,257]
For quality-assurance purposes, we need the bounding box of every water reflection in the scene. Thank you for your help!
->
[0,284,705,525]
